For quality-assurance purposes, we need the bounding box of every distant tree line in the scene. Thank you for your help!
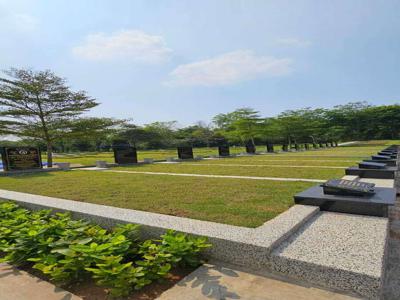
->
[1,68,399,163]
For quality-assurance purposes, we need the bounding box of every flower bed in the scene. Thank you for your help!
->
[0,202,211,298]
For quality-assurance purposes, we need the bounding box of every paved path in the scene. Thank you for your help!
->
[158,263,360,300]
[186,163,347,169]
[0,263,81,300]
[99,169,326,183]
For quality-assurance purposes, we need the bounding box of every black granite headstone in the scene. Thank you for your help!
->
[113,147,138,164]
[364,159,396,167]
[345,166,396,179]
[177,146,194,159]
[218,145,230,157]
[358,161,387,169]
[1,147,42,171]
[294,184,395,217]
[372,155,392,160]
[266,142,274,153]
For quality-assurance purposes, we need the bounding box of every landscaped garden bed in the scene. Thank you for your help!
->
[0,202,211,299]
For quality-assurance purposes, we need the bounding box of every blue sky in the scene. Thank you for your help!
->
[1,0,399,126]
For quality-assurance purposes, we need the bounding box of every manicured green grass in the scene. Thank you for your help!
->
[0,170,313,227]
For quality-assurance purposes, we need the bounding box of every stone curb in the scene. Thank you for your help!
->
[0,189,318,270]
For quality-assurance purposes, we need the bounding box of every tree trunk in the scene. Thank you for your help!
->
[250,137,255,147]
[47,142,53,168]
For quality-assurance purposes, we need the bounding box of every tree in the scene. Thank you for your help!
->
[0,68,98,167]
[213,108,262,146]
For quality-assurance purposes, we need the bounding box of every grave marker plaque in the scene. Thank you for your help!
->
[113,147,138,164]
[1,147,42,171]
[321,179,375,196]
[218,145,230,157]
[177,146,194,159]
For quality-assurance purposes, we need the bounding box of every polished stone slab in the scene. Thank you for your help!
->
[294,185,396,217]
[364,159,397,167]
[345,166,396,179]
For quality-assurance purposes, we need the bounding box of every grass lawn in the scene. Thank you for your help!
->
[1,140,395,227]
[0,170,314,227]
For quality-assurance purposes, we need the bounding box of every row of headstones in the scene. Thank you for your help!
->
[344,145,399,176]
[294,144,399,219]
[0,141,340,171]
[116,141,339,164]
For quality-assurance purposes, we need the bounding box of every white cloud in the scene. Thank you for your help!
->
[72,30,172,63]
[276,38,311,48]
[165,50,292,87]
[0,11,38,33]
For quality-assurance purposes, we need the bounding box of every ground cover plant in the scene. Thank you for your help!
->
[0,202,211,298]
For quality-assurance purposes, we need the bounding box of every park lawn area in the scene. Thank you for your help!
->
[0,170,314,227]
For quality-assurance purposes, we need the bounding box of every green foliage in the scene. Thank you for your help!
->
[0,202,211,298]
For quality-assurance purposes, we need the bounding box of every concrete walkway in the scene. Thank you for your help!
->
[158,263,360,300]
[186,163,347,169]
[0,263,81,300]
[99,169,326,183]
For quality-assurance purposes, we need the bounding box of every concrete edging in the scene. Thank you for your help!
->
[0,189,318,270]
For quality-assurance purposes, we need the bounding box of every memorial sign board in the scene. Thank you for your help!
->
[218,145,230,157]
[113,147,138,164]
[177,146,194,159]
[1,147,42,171]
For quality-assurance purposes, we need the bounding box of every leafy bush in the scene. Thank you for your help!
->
[0,202,211,298]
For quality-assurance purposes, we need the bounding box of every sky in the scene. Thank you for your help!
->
[0,0,399,126]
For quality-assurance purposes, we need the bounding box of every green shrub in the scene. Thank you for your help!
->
[0,202,211,298]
